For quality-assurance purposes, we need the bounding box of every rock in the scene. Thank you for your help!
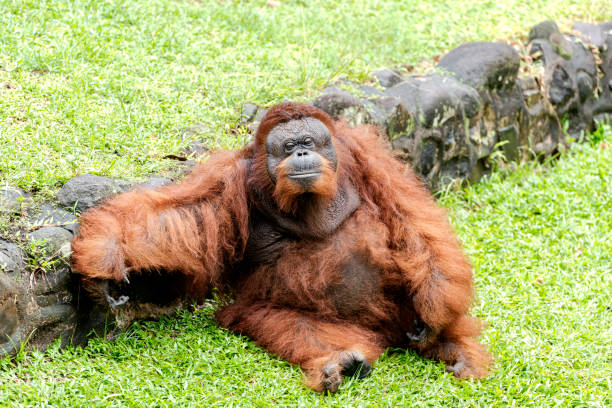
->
[31,204,79,235]
[528,20,560,42]
[373,68,403,88]
[32,267,72,295]
[358,85,384,98]
[239,103,259,124]
[576,72,594,102]
[323,83,387,127]
[0,186,28,214]
[517,76,562,157]
[437,42,520,91]
[573,22,606,50]
[528,29,599,138]
[27,227,73,258]
[57,174,124,212]
[585,22,612,123]
[0,273,24,354]
[0,239,26,273]
[328,79,384,100]
[1,260,109,357]
[248,108,269,133]
[384,74,481,128]
[497,124,520,161]
[527,22,574,60]
[180,123,211,141]
[312,88,372,126]
[117,179,133,192]
[135,177,172,190]
[179,123,212,157]
[419,138,440,176]
[377,73,483,188]
[0,240,26,274]
[183,140,209,157]
[549,32,573,59]
[375,96,415,142]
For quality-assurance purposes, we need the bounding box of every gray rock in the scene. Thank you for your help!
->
[358,85,384,98]
[0,240,26,274]
[375,96,415,141]
[135,177,173,190]
[517,76,562,157]
[373,68,403,88]
[573,22,606,50]
[439,157,472,184]
[57,174,124,212]
[27,227,73,258]
[437,42,520,91]
[179,123,212,157]
[384,74,481,128]
[0,264,101,356]
[116,179,133,192]
[32,267,72,295]
[0,259,109,357]
[0,186,27,214]
[528,20,560,42]
[548,58,576,106]
[312,88,372,126]
[248,108,269,133]
[180,123,211,141]
[183,140,209,157]
[576,71,594,102]
[31,204,79,235]
[419,138,440,177]
[586,23,612,122]
[549,32,574,59]
[239,103,259,124]
[0,273,23,353]
[529,30,599,138]
[497,124,520,161]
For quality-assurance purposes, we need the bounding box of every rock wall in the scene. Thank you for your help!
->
[1,20,611,356]
[245,20,612,189]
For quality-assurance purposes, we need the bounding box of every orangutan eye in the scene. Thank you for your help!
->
[284,141,296,152]
[303,137,314,148]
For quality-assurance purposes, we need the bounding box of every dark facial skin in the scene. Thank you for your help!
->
[266,117,338,188]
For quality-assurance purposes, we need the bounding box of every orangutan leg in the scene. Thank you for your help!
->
[419,315,492,378]
[216,304,385,393]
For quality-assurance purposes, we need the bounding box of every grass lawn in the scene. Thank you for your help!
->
[1,126,610,407]
[1,0,611,196]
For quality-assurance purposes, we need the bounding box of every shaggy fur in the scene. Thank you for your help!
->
[72,102,491,392]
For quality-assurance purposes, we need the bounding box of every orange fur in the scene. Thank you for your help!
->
[72,102,491,392]
[273,154,338,214]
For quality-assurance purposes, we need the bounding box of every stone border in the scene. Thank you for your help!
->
[243,20,612,189]
[1,20,611,356]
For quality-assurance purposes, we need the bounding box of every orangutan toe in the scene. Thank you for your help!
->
[106,294,129,308]
[338,350,372,379]
[321,362,342,394]
[445,352,484,378]
[318,350,372,393]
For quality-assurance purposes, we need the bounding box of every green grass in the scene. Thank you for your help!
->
[1,0,611,196]
[1,128,610,407]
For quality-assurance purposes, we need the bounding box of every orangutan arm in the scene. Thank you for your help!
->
[339,124,474,341]
[71,151,250,300]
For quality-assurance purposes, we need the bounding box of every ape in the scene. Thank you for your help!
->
[71,102,491,393]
